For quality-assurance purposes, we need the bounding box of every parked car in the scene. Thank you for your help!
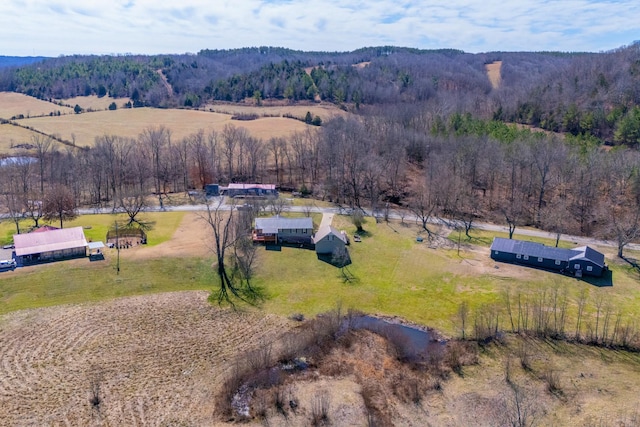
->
[0,259,17,271]
[353,234,362,242]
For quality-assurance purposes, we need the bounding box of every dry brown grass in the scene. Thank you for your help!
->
[204,102,347,122]
[126,211,212,260]
[0,123,49,154]
[61,95,127,111]
[0,92,73,119]
[13,107,313,148]
[486,61,502,89]
[0,291,293,426]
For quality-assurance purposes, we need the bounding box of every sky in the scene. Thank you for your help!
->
[1,0,638,57]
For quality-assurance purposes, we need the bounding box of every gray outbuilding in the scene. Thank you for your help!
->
[313,226,348,255]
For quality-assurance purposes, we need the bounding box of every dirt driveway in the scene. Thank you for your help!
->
[127,212,212,260]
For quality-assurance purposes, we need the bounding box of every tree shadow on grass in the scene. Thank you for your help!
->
[622,256,640,274]
[353,229,372,238]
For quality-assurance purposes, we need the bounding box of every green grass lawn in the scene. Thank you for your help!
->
[2,210,640,338]
[256,216,640,334]
[450,227,579,249]
[255,218,503,331]
[0,254,213,315]
[0,211,185,247]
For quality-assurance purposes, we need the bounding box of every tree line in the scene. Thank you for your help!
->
[2,106,640,258]
[2,44,640,146]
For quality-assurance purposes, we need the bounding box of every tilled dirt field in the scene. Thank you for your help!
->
[0,291,292,426]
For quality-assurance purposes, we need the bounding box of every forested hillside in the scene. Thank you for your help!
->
[0,56,47,69]
[1,44,639,145]
[2,44,640,254]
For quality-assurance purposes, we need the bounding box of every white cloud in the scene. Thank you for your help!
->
[0,0,638,56]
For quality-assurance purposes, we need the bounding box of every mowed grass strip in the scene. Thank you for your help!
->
[0,256,214,315]
[454,228,582,249]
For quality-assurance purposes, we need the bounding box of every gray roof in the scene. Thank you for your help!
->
[490,237,605,267]
[570,246,606,268]
[88,241,105,250]
[313,226,348,244]
[255,216,313,234]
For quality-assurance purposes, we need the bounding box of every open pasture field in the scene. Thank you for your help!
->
[0,92,73,120]
[204,102,347,122]
[0,123,46,153]
[61,95,128,111]
[0,291,292,426]
[13,107,313,148]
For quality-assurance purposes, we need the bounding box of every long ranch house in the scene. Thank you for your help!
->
[490,237,606,277]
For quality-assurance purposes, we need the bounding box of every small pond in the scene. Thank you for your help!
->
[349,315,446,361]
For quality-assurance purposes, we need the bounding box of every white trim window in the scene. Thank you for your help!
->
[516,254,521,259]
[586,266,593,272]
[574,263,581,270]
[555,260,561,265]
[538,257,543,262]
[523,255,529,260]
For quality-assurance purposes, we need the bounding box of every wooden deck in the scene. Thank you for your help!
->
[252,232,277,243]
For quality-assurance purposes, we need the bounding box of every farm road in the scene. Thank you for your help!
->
[78,199,640,252]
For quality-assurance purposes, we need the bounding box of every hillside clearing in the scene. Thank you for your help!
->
[13,107,313,148]
[486,60,502,89]
[204,102,347,122]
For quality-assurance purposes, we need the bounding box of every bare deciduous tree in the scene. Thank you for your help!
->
[43,184,77,228]
[202,198,262,306]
